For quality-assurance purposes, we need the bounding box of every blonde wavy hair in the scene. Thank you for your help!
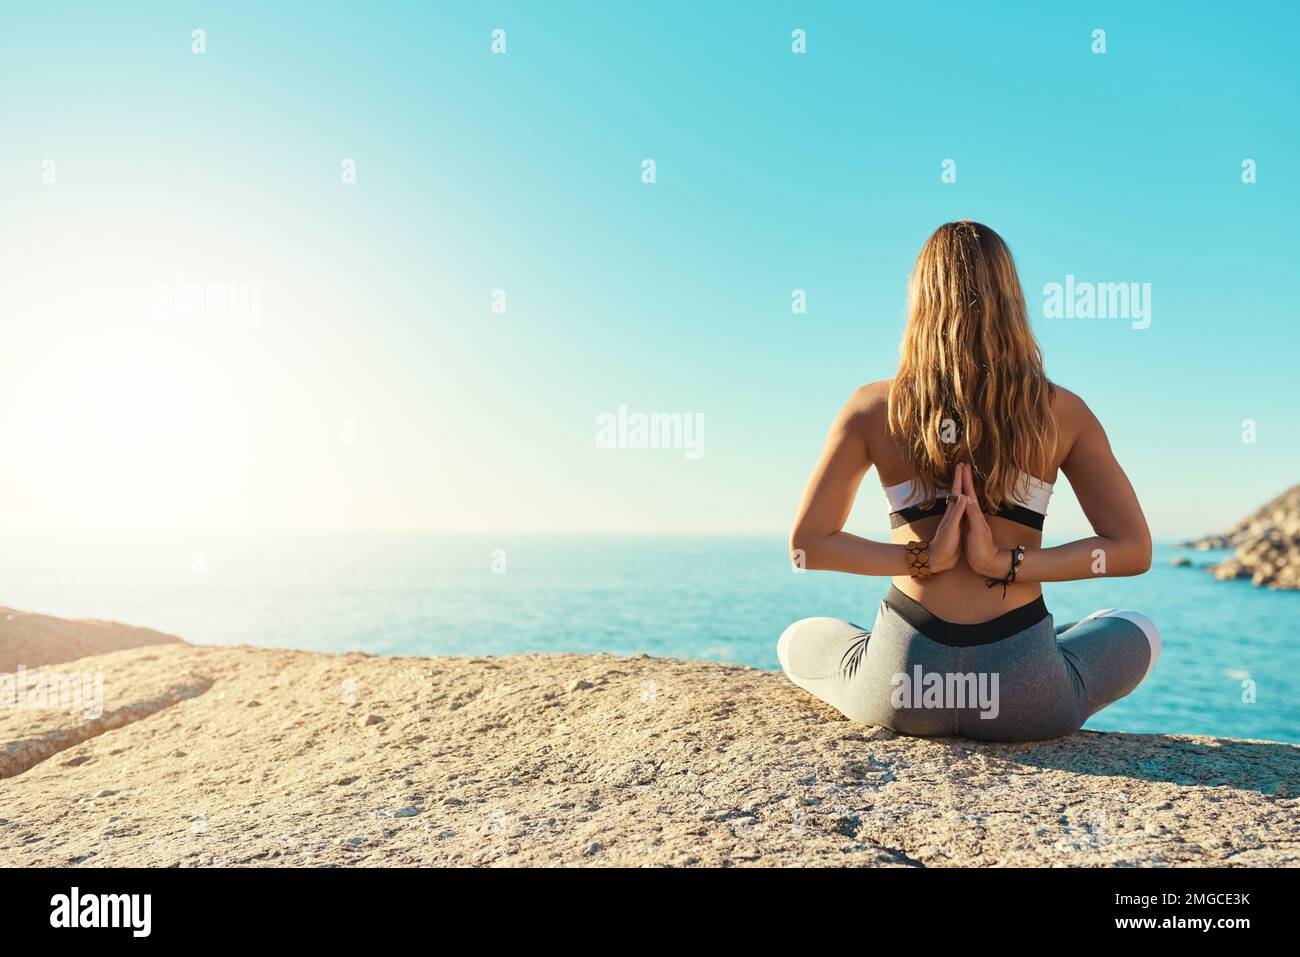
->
[887,221,1057,511]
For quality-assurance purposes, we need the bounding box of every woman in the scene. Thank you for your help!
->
[780,221,1159,742]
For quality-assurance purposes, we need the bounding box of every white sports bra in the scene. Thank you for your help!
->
[883,471,1054,530]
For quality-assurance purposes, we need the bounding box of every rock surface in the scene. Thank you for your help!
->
[1182,483,1300,590]
[2,623,1296,867]
[0,606,182,672]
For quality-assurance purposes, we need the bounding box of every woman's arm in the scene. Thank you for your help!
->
[962,392,1152,582]
[791,386,964,576]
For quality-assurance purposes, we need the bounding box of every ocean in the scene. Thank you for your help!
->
[1,533,1295,744]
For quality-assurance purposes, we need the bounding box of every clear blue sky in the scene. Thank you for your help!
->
[1,2,1296,539]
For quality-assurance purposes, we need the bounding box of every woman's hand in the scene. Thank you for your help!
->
[925,484,967,573]
[956,462,1007,577]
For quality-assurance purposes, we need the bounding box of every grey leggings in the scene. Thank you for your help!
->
[778,585,1160,742]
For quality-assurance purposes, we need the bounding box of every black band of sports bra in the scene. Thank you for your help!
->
[888,498,1046,531]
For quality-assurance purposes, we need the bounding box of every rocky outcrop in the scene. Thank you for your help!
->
[2,631,1296,867]
[0,606,183,672]
[1182,484,1300,590]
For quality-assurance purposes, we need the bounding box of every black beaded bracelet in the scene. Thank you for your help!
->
[985,544,1026,598]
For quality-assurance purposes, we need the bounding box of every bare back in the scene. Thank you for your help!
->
[861,380,1088,621]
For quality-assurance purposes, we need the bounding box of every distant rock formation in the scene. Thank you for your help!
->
[1181,484,1300,590]
[0,606,183,672]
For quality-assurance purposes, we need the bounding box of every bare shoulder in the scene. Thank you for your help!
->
[1050,383,1106,464]
[1051,383,1099,428]
[852,378,892,409]
[838,379,891,430]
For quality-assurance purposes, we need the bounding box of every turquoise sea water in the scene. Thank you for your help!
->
[0,534,1295,744]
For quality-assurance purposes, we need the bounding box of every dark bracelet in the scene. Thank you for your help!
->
[985,544,1026,598]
